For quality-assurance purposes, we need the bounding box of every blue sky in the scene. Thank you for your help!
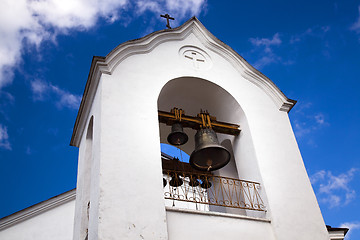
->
[0,0,359,238]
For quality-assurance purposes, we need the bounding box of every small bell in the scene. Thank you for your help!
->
[200,176,212,189]
[169,173,183,187]
[190,128,230,171]
[167,123,188,146]
[188,175,200,187]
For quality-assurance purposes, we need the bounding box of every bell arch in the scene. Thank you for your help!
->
[157,77,267,217]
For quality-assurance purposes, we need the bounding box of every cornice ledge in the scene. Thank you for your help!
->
[0,189,76,231]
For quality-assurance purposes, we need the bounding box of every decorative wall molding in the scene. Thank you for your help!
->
[0,189,76,231]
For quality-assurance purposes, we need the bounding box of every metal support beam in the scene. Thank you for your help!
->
[158,108,240,136]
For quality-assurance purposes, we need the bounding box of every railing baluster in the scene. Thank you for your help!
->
[163,170,266,212]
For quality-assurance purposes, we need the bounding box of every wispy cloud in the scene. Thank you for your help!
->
[25,146,33,155]
[31,79,49,101]
[350,6,360,34]
[247,25,332,69]
[310,168,359,208]
[0,91,15,121]
[314,113,325,125]
[0,0,207,89]
[293,112,328,139]
[290,26,330,44]
[289,25,332,58]
[31,79,81,110]
[248,33,282,69]
[340,221,360,239]
[136,0,206,20]
[249,33,282,52]
[0,124,11,150]
[291,102,329,144]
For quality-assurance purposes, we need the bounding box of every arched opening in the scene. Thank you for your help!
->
[157,77,266,217]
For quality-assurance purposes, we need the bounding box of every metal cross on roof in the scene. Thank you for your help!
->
[160,14,175,29]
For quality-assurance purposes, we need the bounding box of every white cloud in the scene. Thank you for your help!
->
[0,0,207,88]
[31,79,81,110]
[345,190,356,204]
[318,168,357,194]
[136,0,206,19]
[314,113,325,125]
[350,6,360,33]
[293,113,327,139]
[320,194,340,208]
[291,102,329,142]
[290,25,331,44]
[0,0,126,88]
[248,33,283,69]
[249,33,282,52]
[0,91,15,121]
[30,0,128,30]
[340,221,360,239]
[0,124,11,150]
[293,120,311,138]
[310,170,326,184]
[31,79,49,101]
[253,55,281,69]
[136,1,162,14]
[247,24,332,69]
[25,146,32,155]
[50,85,82,109]
[311,168,358,208]
[164,0,206,20]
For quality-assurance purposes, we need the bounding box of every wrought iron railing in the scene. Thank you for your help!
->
[163,170,266,212]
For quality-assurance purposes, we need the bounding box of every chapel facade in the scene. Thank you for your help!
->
[0,17,348,240]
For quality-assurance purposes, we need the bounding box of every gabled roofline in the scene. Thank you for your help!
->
[70,16,296,147]
[0,189,76,231]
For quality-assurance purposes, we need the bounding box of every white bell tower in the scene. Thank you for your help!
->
[70,17,329,240]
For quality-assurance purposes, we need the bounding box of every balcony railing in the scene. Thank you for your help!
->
[162,169,266,212]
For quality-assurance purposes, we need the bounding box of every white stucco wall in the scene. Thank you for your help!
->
[0,199,75,240]
[166,208,275,240]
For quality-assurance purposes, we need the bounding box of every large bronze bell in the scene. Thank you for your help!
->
[167,123,188,146]
[190,128,230,171]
